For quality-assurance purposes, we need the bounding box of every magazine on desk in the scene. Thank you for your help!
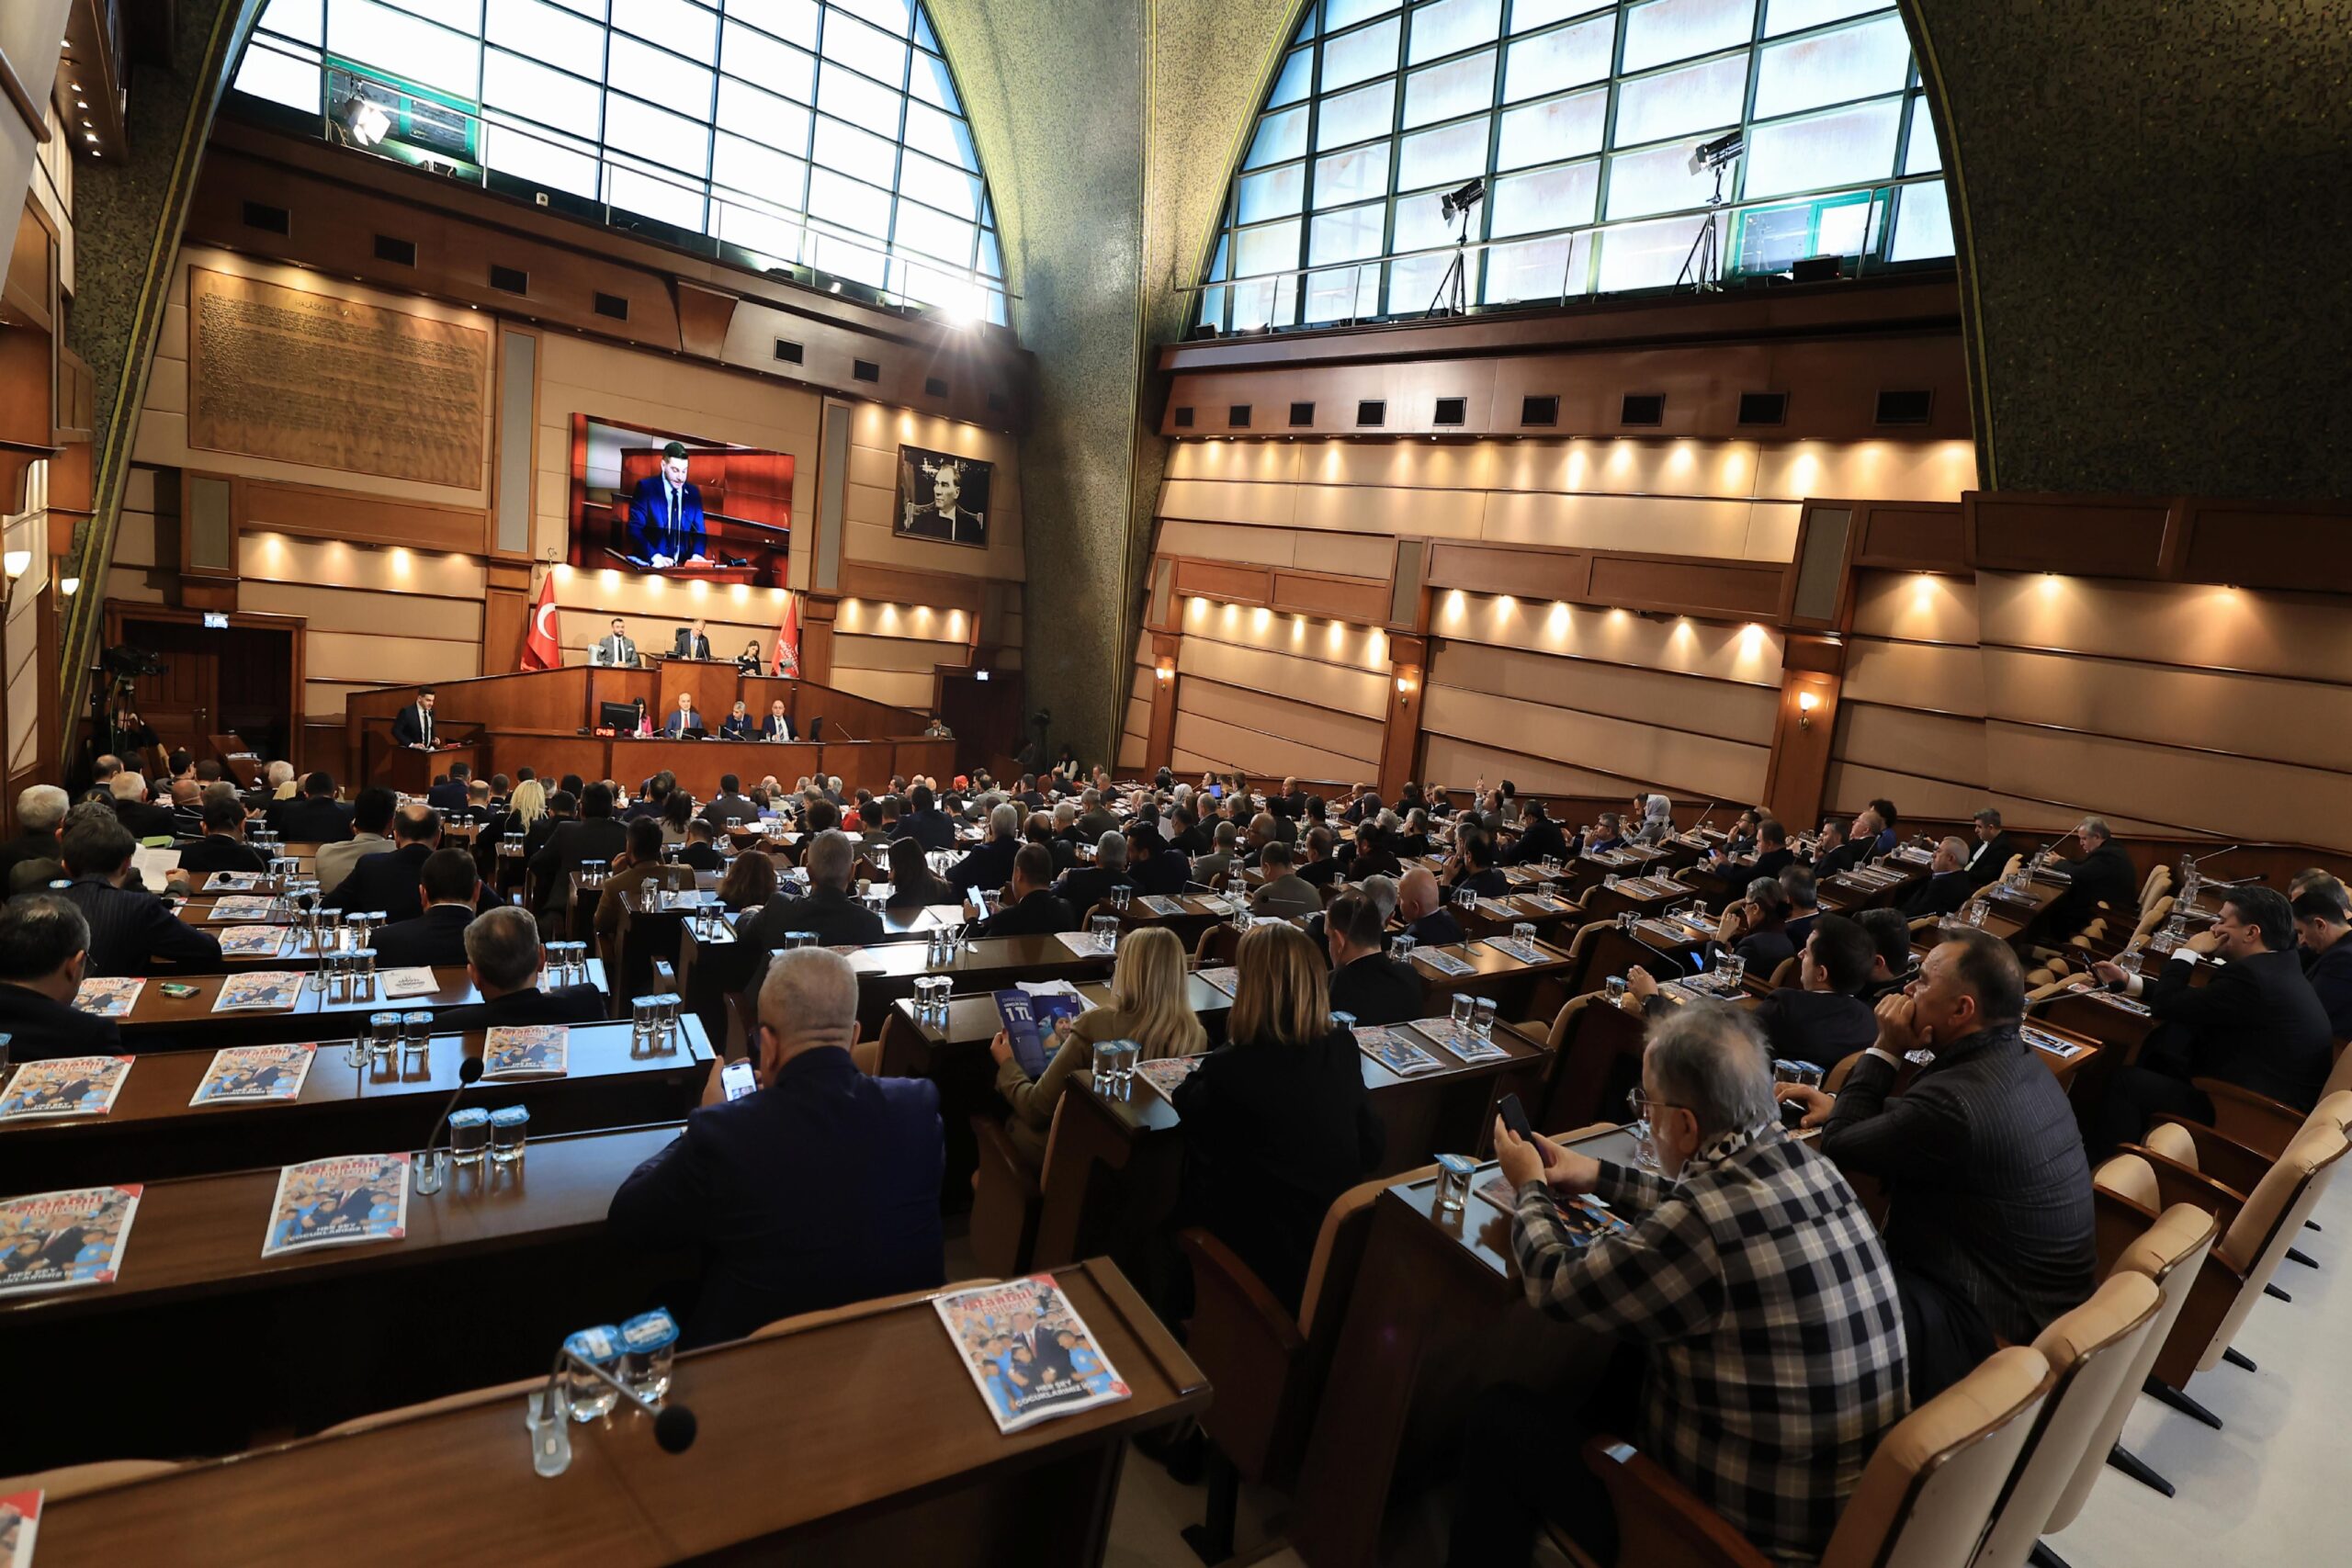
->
[1476,1173,1633,1244]
[0,1186,141,1298]
[190,1043,317,1106]
[1195,965,1239,996]
[1411,946,1477,978]
[216,925,289,960]
[379,966,440,999]
[206,896,277,922]
[71,976,144,1019]
[0,1057,133,1121]
[993,988,1088,1077]
[1133,1054,1205,1098]
[481,1026,570,1080]
[213,972,304,1012]
[933,1274,1131,1435]
[1410,1016,1512,1065]
[260,1153,410,1258]
[1354,1025,1443,1077]
[0,1489,37,1567]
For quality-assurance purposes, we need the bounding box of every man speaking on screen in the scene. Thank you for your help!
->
[630,440,707,567]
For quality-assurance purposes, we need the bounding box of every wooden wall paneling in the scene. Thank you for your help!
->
[1424,541,1590,601]
[1267,568,1392,624]
[1963,491,2176,578]
[1378,635,1426,803]
[1760,636,1846,831]
[2175,498,2352,593]
[799,596,836,683]
[1850,501,1968,571]
[1144,633,1180,775]
[675,282,740,360]
[482,586,527,678]
[1170,558,1274,606]
[1585,553,1788,619]
[238,478,491,554]
[836,560,989,617]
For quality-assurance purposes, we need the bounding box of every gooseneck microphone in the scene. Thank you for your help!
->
[424,1055,486,1159]
[530,1348,699,1477]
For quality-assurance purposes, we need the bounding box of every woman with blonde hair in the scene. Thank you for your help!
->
[989,925,1205,1162]
[502,777,548,835]
[1171,922,1383,1312]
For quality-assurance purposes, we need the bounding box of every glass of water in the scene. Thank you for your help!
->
[1510,920,1537,954]
[1618,910,1637,931]
[348,948,377,1003]
[620,1309,680,1404]
[1433,1153,1474,1213]
[1602,874,1621,891]
[1091,913,1119,953]
[448,1107,492,1167]
[368,1011,401,1066]
[632,996,661,1054]
[1605,975,1629,1005]
[1966,901,1989,929]
[657,993,681,1052]
[1472,997,1498,1038]
[1454,885,1477,911]
[1626,1088,1660,1172]
[401,1011,434,1059]
[562,1326,622,1422]
[1451,992,1476,1031]
[1718,953,1747,993]
[1391,934,1418,964]
[489,1104,530,1165]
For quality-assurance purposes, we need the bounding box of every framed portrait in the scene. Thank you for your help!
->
[894,445,991,549]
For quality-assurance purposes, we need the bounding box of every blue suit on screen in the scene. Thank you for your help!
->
[628,473,707,562]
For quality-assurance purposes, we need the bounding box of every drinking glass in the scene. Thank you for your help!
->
[620,1310,680,1404]
[1433,1154,1473,1214]
[1453,885,1477,911]
[1617,910,1637,932]
[1510,920,1537,955]
[786,931,818,951]
[348,948,378,1003]
[1965,901,1989,929]
[1602,874,1621,891]
[449,1108,492,1167]
[490,1105,530,1164]
[401,1011,433,1059]
[657,993,681,1052]
[632,996,660,1055]
[1091,914,1119,953]
[1717,953,1747,993]
[1625,1088,1660,1172]
[322,950,350,1004]
[1112,886,1132,913]
[1605,975,1629,1005]
[562,1326,621,1422]
[1390,934,1418,964]
[1450,992,1476,1031]
[368,1011,401,1066]
[1472,997,1498,1038]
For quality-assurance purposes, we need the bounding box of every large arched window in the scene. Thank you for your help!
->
[232,0,1007,324]
[1199,0,1951,331]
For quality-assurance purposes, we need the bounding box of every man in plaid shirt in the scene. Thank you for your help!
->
[1451,1004,1908,1567]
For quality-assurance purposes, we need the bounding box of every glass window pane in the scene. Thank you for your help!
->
[485,115,599,195]
[833,0,912,37]
[1237,161,1306,223]
[1604,139,1718,217]
[714,131,808,208]
[899,148,979,216]
[808,166,892,236]
[813,112,896,182]
[255,0,323,45]
[1316,79,1396,150]
[978,229,1002,276]
[485,48,602,137]
[907,50,961,110]
[1397,117,1488,190]
[1753,14,1909,117]
[1309,200,1386,265]
[1234,219,1302,277]
[1489,158,1596,233]
[612,0,715,55]
[1889,178,1952,260]
[724,21,816,104]
[1502,15,1613,103]
[1269,47,1313,107]
[328,0,479,99]
[903,99,976,169]
[605,154,707,230]
[1509,0,1610,32]
[1620,0,1755,73]
[1483,231,1588,301]
[1314,141,1391,208]
[1410,0,1501,65]
[1596,213,1698,290]
[718,75,812,154]
[406,0,486,34]
[605,91,710,175]
[1326,0,1402,29]
[1612,51,1746,144]
[1390,187,1461,251]
[895,199,974,265]
[717,191,806,264]
[820,9,909,86]
[1744,96,1901,196]
[486,0,602,80]
[236,41,323,110]
[820,60,902,130]
[1902,98,1939,173]
[607,34,714,115]
[1305,265,1382,323]
[1246,106,1310,168]
[1228,274,1299,331]
[1764,0,1888,37]
[1386,251,1451,312]
[1497,85,1605,168]
[808,221,889,285]
[1403,50,1495,130]
[1322,17,1401,91]
[729,0,820,50]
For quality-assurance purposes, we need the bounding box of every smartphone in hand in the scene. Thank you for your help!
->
[720,1061,757,1100]
[1498,1092,1554,1167]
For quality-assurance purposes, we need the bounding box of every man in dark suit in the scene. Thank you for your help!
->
[1642,913,1880,1071]
[529,782,630,917]
[1445,829,1511,901]
[1295,827,1346,888]
[946,804,1021,892]
[0,784,68,891]
[1807,817,1859,882]
[1962,807,2018,889]
[628,441,707,565]
[1723,818,1795,885]
[108,774,179,840]
[593,617,639,668]
[372,847,481,969]
[1396,866,1464,947]
[323,804,443,924]
[739,829,885,950]
[426,763,471,815]
[1048,831,1134,916]
[701,774,758,830]
[671,618,714,660]
[608,945,944,1346]
[1854,908,1917,1003]
[2292,883,2352,1038]
[1325,891,1422,1026]
[1125,822,1189,897]
[2085,886,2336,1153]
[677,820,724,873]
[1897,836,1974,919]
[2047,816,2139,937]
[267,773,355,843]
[56,812,221,976]
[0,896,125,1061]
[970,844,1077,938]
[1500,798,1569,866]
[759,698,796,742]
[390,689,438,750]
[894,784,957,852]
[1783,931,2095,1403]
[435,907,606,1031]
[662,693,706,738]
[177,792,268,877]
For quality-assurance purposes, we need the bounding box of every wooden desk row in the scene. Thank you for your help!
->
[101,963,610,1051]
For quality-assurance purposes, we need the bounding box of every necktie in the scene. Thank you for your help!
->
[669,484,680,554]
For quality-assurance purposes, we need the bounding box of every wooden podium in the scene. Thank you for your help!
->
[374,741,481,795]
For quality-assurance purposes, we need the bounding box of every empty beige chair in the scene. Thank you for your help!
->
[1585,1346,2055,1568]
[1972,1273,2163,1568]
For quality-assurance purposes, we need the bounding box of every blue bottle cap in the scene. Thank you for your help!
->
[490,1104,530,1128]
[564,1325,621,1363]
[448,1107,491,1129]
[621,1308,679,1352]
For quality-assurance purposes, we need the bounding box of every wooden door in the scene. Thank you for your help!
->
[114,618,223,762]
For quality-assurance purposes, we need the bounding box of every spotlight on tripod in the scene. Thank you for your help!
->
[1677,133,1744,293]
[1425,177,1486,319]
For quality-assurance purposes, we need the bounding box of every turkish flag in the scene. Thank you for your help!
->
[771,591,801,678]
[521,570,561,671]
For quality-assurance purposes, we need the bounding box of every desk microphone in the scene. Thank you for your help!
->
[831,718,856,741]
[530,1347,698,1477]
[424,1055,485,1159]
[1621,930,1694,981]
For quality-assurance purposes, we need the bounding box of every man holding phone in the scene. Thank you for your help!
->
[1450,1005,1906,1568]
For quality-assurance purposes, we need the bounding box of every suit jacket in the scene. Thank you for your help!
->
[112,797,180,840]
[972,889,1078,939]
[1173,1026,1384,1314]
[374,904,475,969]
[662,708,706,738]
[1733,927,1799,982]
[594,634,639,667]
[176,834,267,877]
[268,795,355,843]
[759,714,797,742]
[1823,1023,2095,1348]
[1897,870,1973,919]
[2049,841,2139,935]
[739,886,886,950]
[1743,846,1797,886]
[1077,808,1120,842]
[2144,948,2335,1110]
[389,703,437,748]
[314,832,393,892]
[1502,815,1568,865]
[1747,987,1881,1070]
[1962,832,2018,888]
[530,818,630,910]
[672,629,714,659]
[0,831,61,891]
[2304,940,2352,1040]
[628,475,707,561]
[1252,873,1322,920]
[435,984,608,1032]
[1406,908,1464,947]
[1130,848,1189,897]
[895,809,956,852]
[718,714,753,739]
[1813,840,1868,882]
[57,875,223,976]
[1452,866,1511,900]
[945,836,1018,893]
[1190,850,1237,888]
[425,782,469,813]
[608,1046,944,1347]
[324,842,436,924]
[0,982,125,1062]
[1297,857,1344,888]
[700,793,759,829]
[1329,953,1424,1027]
[1050,864,1135,916]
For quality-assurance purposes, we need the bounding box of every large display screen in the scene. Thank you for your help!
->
[564,414,792,586]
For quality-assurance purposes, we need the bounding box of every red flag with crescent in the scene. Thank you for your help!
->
[772,591,801,678]
[522,570,562,671]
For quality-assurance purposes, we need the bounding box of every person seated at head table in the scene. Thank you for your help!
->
[944,802,1022,892]
[425,762,471,815]
[1853,907,1917,1003]
[737,828,885,950]
[322,804,445,925]
[967,843,1078,939]
[1634,912,1880,1070]
[715,849,777,916]
[676,818,724,874]
[1777,930,2094,1404]
[630,697,653,739]
[2045,814,2138,936]
[1249,840,1322,921]
[989,925,1205,1164]
[1500,797,1568,866]
[662,691,705,739]
[177,788,268,877]
[1459,1003,1908,1568]
[1716,875,1798,980]
[435,905,607,1032]
[1395,864,1463,948]
[1444,828,1510,901]
[1171,922,1384,1315]
[1962,807,2018,888]
[54,807,218,976]
[0,895,125,1060]
[2078,885,2335,1155]
[759,698,796,742]
[610,945,944,1346]
[372,847,483,969]
[2291,881,2352,1038]
[672,616,713,660]
[1324,889,1424,1027]
[735,638,763,674]
[1896,835,1976,919]
[1577,810,1627,857]
[712,699,752,740]
[1125,821,1189,898]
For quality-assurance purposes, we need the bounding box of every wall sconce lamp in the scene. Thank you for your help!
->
[1155,661,1174,685]
[1396,671,1418,696]
[1797,690,1819,729]
[1,550,29,607]
[59,576,79,597]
